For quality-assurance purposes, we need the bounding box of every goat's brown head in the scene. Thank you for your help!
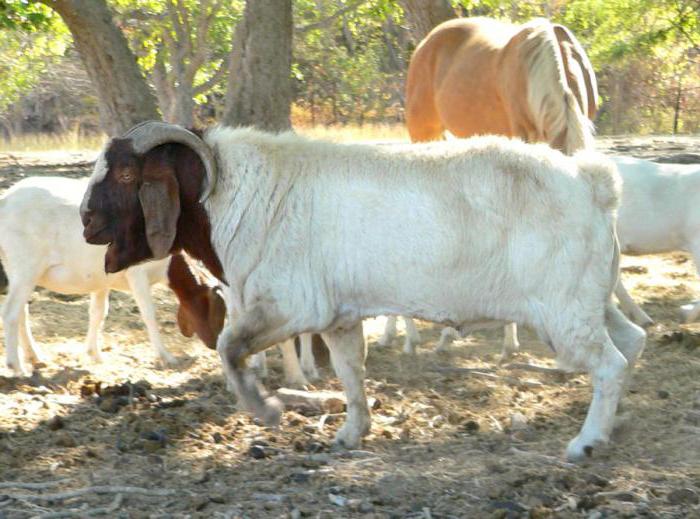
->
[80,121,217,273]
[168,253,227,349]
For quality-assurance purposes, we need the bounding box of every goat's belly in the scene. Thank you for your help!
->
[345,271,527,327]
[618,226,683,255]
[38,265,109,294]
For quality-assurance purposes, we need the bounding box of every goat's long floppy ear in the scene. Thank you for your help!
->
[177,306,195,338]
[138,165,180,259]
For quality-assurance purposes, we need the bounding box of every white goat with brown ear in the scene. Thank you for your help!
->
[81,122,645,461]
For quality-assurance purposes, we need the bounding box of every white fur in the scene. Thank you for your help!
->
[613,156,700,322]
[0,177,178,375]
[200,129,642,459]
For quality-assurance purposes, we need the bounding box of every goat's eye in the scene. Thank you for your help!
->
[117,168,136,184]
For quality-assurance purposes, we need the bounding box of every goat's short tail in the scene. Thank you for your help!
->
[519,19,595,154]
[575,151,621,211]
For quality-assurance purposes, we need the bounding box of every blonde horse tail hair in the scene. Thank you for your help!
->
[519,19,594,155]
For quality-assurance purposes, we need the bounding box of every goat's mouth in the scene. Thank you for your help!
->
[83,225,112,245]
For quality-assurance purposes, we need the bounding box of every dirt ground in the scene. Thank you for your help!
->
[0,136,700,519]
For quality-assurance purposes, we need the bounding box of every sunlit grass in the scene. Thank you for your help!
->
[0,124,411,152]
[0,131,107,152]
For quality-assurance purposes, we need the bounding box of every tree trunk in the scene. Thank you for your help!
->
[673,76,683,135]
[39,0,160,136]
[223,0,293,132]
[400,0,456,44]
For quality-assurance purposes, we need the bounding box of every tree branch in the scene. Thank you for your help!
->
[193,58,229,96]
[296,0,368,33]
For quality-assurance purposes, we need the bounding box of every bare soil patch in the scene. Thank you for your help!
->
[0,137,699,518]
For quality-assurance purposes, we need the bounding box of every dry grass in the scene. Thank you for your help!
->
[0,131,106,153]
[1,135,700,518]
[0,124,409,153]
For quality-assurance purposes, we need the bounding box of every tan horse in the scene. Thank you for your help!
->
[405,17,597,154]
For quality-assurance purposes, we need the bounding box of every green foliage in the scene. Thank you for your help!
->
[1,0,699,134]
[0,7,70,116]
[0,1,53,30]
[112,0,244,108]
[293,0,405,124]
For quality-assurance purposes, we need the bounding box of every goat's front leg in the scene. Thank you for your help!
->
[499,322,520,362]
[299,333,320,381]
[217,307,296,427]
[19,303,44,366]
[85,290,109,363]
[377,316,397,347]
[322,322,370,448]
[125,269,178,367]
[280,338,310,387]
[402,317,421,354]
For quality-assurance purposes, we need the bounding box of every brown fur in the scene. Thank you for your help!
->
[82,137,227,350]
[405,17,596,150]
[168,252,226,349]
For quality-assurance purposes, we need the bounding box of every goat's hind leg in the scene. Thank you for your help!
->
[679,239,700,322]
[322,322,370,448]
[126,269,178,367]
[2,277,38,376]
[566,333,629,461]
[615,279,653,327]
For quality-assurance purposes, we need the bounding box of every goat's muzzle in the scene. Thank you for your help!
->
[81,210,112,245]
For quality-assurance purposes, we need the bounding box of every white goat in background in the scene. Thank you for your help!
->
[0,176,178,376]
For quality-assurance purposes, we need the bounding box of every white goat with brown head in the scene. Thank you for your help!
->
[80,121,644,461]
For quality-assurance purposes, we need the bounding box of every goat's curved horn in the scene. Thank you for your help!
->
[124,120,217,201]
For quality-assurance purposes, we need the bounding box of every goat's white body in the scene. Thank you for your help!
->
[613,156,700,321]
[207,130,614,349]
[196,128,644,460]
[0,177,177,375]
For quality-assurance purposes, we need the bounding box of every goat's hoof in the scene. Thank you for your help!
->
[156,353,181,369]
[302,367,321,382]
[260,396,283,428]
[633,312,654,328]
[376,337,393,347]
[498,350,519,365]
[285,375,311,389]
[333,428,363,450]
[7,363,29,378]
[87,352,104,364]
[27,352,47,366]
[680,304,697,324]
[566,434,607,462]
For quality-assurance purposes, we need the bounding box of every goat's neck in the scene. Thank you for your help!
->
[171,145,226,283]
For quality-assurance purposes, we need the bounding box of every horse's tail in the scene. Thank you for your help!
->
[519,19,595,155]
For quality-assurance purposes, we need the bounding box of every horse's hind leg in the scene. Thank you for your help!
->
[405,71,444,142]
